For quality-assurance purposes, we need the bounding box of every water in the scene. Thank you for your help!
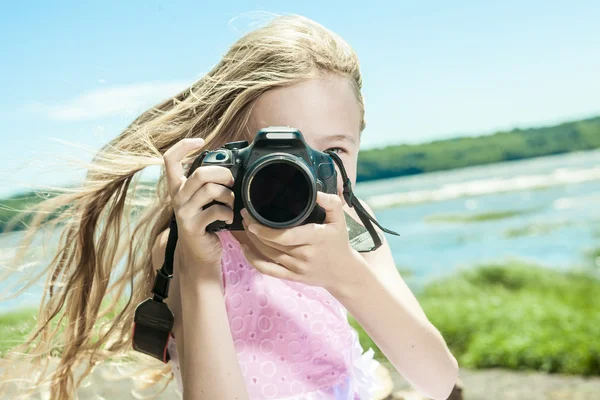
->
[355,149,600,287]
[1,150,599,312]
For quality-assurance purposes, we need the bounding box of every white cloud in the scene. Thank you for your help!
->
[27,81,190,121]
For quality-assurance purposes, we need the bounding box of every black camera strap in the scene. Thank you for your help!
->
[151,149,211,303]
[132,152,208,363]
[151,216,178,302]
[325,151,400,250]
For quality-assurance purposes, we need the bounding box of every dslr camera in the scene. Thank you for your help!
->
[187,126,338,230]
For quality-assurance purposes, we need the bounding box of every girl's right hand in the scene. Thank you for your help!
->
[163,138,235,280]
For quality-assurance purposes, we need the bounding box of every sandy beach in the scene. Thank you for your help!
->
[4,358,598,400]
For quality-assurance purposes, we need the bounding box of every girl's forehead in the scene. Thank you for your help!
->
[246,75,361,145]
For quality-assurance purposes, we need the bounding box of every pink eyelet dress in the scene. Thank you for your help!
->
[167,231,384,399]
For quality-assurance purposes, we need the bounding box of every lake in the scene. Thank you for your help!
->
[1,149,599,312]
[354,149,600,287]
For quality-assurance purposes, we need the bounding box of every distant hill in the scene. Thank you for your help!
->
[357,115,600,181]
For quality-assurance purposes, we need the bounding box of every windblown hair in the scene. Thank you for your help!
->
[0,13,365,399]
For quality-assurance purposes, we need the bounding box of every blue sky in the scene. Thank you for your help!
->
[1,0,599,198]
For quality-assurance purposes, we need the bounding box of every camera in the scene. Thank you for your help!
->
[187,126,338,230]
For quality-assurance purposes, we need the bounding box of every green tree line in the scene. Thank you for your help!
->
[357,115,600,181]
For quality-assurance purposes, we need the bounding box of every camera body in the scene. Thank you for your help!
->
[187,126,338,231]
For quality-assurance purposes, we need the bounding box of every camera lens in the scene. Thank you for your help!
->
[243,155,316,228]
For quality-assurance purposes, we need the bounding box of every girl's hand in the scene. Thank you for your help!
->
[163,138,235,279]
[240,192,363,292]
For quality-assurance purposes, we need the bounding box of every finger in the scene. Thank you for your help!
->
[243,219,312,271]
[163,138,205,198]
[241,216,298,253]
[244,229,298,270]
[316,191,345,224]
[178,166,235,205]
[240,208,318,246]
[183,204,233,235]
[179,183,235,220]
[241,244,297,282]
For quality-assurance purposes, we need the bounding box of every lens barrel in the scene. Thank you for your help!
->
[243,154,316,228]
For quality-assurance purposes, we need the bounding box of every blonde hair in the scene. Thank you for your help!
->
[0,13,365,399]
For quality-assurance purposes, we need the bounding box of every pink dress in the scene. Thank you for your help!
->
[168,231,383,399]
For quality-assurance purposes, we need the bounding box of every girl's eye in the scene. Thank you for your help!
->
[326,147,346,154]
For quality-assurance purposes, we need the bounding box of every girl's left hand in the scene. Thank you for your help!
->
[240,192,363,293]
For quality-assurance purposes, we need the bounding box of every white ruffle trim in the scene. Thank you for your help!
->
[278,333,384,399]
[275,337,384,399]
[273,376,354,400]
[348,330,385,400]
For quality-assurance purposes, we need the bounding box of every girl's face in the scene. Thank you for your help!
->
[245,73,362,199]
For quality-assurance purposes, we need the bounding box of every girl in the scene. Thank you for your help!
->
[0,14,458,400]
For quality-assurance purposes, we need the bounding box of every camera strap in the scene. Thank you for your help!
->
[325,151,400,251]
[151,149,211,304]
[132,152,209,363]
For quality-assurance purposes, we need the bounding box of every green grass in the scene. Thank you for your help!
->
[0,299,131,358]
[425,208,539,223]
[403,263,599,374]
[0,307,38,356]
[351,262,600,375]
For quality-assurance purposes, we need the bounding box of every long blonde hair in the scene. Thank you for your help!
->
[0,13,365,399]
